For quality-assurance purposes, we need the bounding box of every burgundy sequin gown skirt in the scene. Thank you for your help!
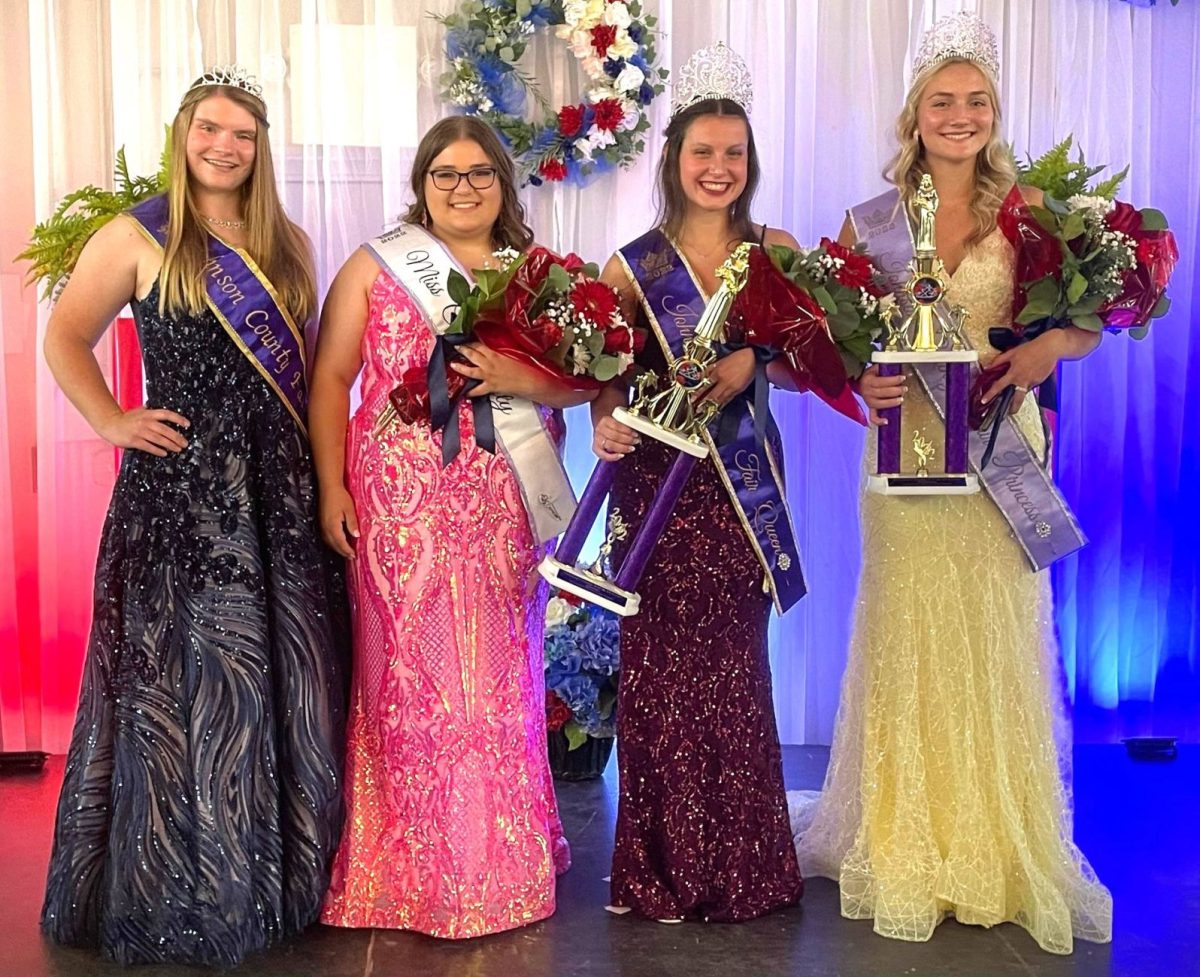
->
[608,435,803,921]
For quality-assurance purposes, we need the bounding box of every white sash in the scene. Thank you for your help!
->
[365,223,575,544]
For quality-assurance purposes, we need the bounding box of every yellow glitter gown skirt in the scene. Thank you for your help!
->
[795,230,1113,954]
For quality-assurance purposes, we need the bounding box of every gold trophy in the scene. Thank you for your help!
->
[613,244,753,454]
[538,245,753,615]
[869,174,979,495]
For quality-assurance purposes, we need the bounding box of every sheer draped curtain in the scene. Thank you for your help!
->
[2,0,1196,753]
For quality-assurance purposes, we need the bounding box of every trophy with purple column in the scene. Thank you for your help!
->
[869,174,979,495]
[538,244,753,616]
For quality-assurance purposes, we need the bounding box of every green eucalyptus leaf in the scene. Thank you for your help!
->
[812,285,837,314]
[593,355,621,382]
[1061,211,1087,241]
[1071,313,1103,332]
[547,263,572,293]
[1128,325,1150,340]
[1151,295,1171,318]
[1139,208,1168,232]
[1066,273,1088,305]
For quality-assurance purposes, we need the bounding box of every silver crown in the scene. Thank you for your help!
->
[188,65,265,102]
[912,12,1000,82]
[671,42,754,116]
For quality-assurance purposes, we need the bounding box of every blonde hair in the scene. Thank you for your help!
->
[884,58,1016,247]
[159,84,316,323]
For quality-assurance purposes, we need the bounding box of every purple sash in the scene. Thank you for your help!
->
[617,228,808,612]
[848,189,1086,570]
[128,195,309,434]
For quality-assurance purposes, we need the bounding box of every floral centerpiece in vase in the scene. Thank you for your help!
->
[543,592,619,781]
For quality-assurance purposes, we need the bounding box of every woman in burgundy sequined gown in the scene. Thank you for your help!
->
[592,49,804,923]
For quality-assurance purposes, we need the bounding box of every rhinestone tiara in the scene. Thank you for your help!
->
[187,65,265,103]
[912,12,1000,83]
[671,42,754,116]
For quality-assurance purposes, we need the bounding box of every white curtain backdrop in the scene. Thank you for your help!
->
[3,0,1197,751]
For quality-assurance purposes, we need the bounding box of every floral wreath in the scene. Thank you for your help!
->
[439,0,666,187]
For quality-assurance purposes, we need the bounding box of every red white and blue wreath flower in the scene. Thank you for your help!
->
[439,0,667,187]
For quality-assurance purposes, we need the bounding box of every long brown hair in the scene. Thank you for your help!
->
[159,83,316,323]
[401,116,534,251]
[883,59,1016,247]
[655,98,760,242]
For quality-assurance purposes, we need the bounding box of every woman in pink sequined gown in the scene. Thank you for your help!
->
[309,118,591,938]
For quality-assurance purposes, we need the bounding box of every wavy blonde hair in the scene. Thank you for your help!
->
[884,58,1016,247]
[159,84,316,323]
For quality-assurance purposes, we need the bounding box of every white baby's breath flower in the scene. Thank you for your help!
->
[491,246,521,268]
[1066,194,1113,218]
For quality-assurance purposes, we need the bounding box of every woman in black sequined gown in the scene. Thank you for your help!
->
[593,80,804,921]
[38,75,347,967]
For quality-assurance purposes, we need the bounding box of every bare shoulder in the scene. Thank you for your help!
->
[85,213,155,266]
[337,245,384,291]
[71,214,157,299]
[762,227,801,250]
[600,252,633,288]
[1017,184,1045,207]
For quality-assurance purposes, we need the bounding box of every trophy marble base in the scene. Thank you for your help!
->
[612,407,709,458]
[538,555,641,617]
[873,350,978,364]
[867,473,980,495]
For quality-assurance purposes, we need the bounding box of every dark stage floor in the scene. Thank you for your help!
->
[1,745,1194,977]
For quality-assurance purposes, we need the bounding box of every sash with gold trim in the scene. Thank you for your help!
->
[128,194,309,434]
[617,228,808,613]
[365,222,575,545]
[848,189,1086,570]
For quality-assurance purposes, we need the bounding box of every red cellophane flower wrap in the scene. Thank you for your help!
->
[472,246,637,388]
[1100,225,1179,328]
[728,246,866,426]
[996,185,1063,333]
[385,364,466,427]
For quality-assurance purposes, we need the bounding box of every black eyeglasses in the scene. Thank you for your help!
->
[427,167,497,191]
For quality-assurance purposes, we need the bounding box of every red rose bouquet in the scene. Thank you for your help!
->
[970,137,1179,434]
[376,247,639,440]
[761,239,898,379]
[726,244,868,426]
[470,247,640,387]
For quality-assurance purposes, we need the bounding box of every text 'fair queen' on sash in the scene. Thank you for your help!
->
[617,228,809,614]
[365,222,576,545]
[127,194,310,436]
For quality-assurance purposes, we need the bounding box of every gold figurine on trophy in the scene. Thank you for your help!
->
[618,243,753,453]
[869,174,979,495]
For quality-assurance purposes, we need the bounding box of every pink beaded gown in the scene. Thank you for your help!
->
[320,270,570,939]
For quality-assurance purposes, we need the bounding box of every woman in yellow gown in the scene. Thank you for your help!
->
[796,13,1113,955]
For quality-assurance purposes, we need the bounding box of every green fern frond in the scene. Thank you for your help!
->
[1093,165,1130,201]
[18,136,171,302]
[1017,134,1128,202]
